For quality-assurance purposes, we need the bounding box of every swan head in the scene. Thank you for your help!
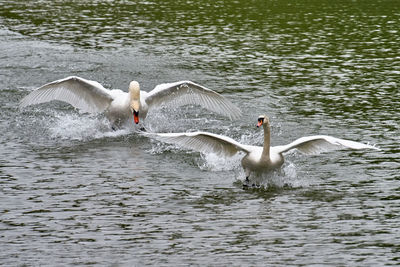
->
[257,114,269,127]
[129,81,140,124]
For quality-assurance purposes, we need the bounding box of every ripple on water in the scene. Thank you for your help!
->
[1,0,399,266]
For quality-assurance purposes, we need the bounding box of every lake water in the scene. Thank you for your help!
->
[1,0,399,266]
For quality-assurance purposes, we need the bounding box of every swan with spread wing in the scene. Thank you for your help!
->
[19,76,241,129]
[150,115,379,184]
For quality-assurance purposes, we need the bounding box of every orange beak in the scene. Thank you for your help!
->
[133,110,139,124]
[257,120,263,127]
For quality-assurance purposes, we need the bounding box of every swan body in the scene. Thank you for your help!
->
[19,76,241,128]
[150,115,379,179]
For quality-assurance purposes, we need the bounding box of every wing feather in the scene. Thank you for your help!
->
[150,131,251,157]
[274,135,379,155]
[19,76,114,113]
[144,81,241,120]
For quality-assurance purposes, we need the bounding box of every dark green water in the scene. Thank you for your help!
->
[1,0,399,266]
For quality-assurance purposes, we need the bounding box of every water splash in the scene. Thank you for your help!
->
[48,113,131,141]
[147,138,179,155]
[246,161,310,190]
[231,161,309,190]
[195,150,308,189]
[197,152,243,172]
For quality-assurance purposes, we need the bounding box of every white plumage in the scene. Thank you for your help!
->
[20,76,241,128]
[150,115,379,180]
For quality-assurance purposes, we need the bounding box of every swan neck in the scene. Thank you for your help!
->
[129,82,141,111]
[130,89,140,101]
[129,81,141,101]
[261,122,271,160]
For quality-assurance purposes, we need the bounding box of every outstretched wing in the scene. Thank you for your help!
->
[274,135,379,155]
[150,131,251,157]
[144,81,241,120]
[19,76,114,113]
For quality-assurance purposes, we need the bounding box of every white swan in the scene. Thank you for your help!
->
[19,76,241,128]
[150,115,379,182]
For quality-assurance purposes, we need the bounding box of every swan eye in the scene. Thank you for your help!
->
[258,118,264,122]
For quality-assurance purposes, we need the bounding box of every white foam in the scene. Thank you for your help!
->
[197,152,243,172]
[241,161,309,189]
[194,150,308,189]
[48,113,131,141]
